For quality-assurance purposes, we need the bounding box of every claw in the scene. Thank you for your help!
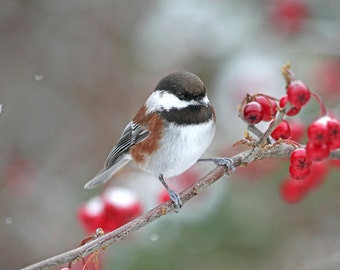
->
[158,174,183,212]
[168,189,183,213]
[212,157,236,176]
[198,157,236,176]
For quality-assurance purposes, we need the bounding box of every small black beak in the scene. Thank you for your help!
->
[198,98,209,107]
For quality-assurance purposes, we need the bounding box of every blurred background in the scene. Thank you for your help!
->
[1,0,340,269]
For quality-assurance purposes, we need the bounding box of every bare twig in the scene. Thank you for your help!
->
[20,142,327,270]
[243,106,287,164]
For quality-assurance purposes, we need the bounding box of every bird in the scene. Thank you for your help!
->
[84,71,217,211]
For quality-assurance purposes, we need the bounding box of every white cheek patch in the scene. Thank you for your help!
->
[145,90,210,113]
[145,91,192,113]
[201,95,209,105]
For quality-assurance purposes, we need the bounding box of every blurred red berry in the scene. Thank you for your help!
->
[269,0,309,34]
[287,80,311,108]
[255,96,277,121]
[243,101,264,124]
[330,159,340,168]
[102,187,142,231]
[70,253,102,270]
[289,165,310,180]
[3,153,38,196]
[306,142,330,162]
[314,60,340,97]
[290,148,312,170]
[78,187,142,234]
[158,189,171,204]
[280,178,307,204]
[305,161,329,190]
[77,196,105,234]
[271,119,291,140]
[279,95,301,116]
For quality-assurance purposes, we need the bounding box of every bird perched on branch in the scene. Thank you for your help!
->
[84,71,216,211]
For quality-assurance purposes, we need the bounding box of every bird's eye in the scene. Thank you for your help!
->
[194,94,204,101]
[177,93,185,100]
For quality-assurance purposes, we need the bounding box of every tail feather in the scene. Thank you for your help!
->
[84,158,131,189]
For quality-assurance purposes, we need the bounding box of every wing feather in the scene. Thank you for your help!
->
[84,121,149,189]
[105,122,149,168]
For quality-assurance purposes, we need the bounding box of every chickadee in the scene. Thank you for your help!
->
[84,71,216,211]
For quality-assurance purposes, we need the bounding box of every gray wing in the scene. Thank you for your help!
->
[104,122,149,168]
[84,121,149,189]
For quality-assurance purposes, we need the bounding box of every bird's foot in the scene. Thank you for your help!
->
[199,157,236,176]
[168,189,183,213]
[212,157,236,176]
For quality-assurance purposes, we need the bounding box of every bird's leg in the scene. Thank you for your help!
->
[158,174,182,212]
[198,157,236,176]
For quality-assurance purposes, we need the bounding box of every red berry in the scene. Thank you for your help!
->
[255,96,277,121]
[306,142,330,162]
[315,60,340,97]
[308,116,340,150]
[290,148,312,170]
[271,119,291,140]
[279,95,301,116]
[307,118,329,146]
[287,80,311,107]
[327,118,340,150]
[280,178,307,204]
[289,164,310,180]
[279,95,287,108]
[269,0,309,34]
[243,101,264,124]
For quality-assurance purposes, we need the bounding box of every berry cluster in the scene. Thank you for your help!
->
[306,115,340,161]
[240,63,340,204]
[242,95,278,125]
[77,187,142,234]
[241,79,311,141]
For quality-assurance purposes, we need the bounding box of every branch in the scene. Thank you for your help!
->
[22,142,330,270]
[21,63,340,270]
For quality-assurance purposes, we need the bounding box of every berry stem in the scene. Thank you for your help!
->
[244,107,286,163]
[281,62,295,86]
[311,92,327,117]
[254,93,280,102]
